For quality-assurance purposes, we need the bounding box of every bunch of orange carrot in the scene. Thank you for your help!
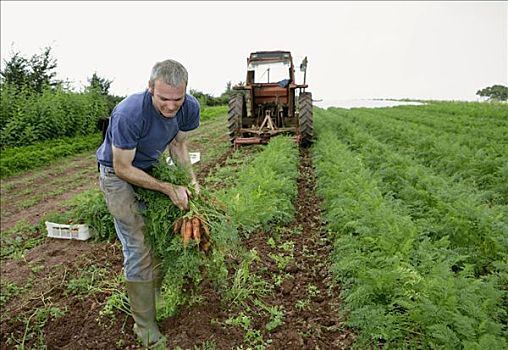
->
[172,215,211,252]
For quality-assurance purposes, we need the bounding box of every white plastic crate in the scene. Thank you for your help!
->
[45,221,91,241]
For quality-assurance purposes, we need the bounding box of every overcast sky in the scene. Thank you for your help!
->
[1,1,507,105]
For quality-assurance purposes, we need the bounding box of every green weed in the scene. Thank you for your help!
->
[306,284,320,298]
[268,252,292,271]
[295,298,310,311]
[98,288,130,326]
[0,221,42,260]
[0,281,24,307]
[65,265,111,297]
[253,299,285,332]
[226,249,270,307]
[225,312,269,349]
[7,306,66,349]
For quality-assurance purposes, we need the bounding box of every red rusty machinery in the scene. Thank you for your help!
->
[228,51,313,148]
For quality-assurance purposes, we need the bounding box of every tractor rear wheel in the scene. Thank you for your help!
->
[228,94,244,144]
[298,92,313,147]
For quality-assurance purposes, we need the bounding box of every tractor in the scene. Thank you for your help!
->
[227,51,313,147]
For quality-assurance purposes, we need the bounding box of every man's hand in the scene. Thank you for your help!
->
[161,183,191,210]
[112,147,192,210]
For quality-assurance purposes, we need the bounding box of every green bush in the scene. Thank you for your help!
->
[0,84,109,148]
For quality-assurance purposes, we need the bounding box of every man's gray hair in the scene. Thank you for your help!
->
[149,59,188,87]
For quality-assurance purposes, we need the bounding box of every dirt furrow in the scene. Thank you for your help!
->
[0,154,99,231]
[259,149,354,349]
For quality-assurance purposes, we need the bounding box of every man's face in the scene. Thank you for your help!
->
[149,79,186,118]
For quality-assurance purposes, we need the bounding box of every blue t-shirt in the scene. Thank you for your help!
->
[96,89,200,170]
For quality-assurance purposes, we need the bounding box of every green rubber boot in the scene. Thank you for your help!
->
[125,279,166,349]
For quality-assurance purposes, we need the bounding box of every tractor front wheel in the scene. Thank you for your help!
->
[298,92,313,147]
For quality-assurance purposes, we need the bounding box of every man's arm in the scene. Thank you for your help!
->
[112,146,190,210]
[168,130,199,192]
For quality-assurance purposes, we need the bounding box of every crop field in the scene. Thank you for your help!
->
[0,101,506,349]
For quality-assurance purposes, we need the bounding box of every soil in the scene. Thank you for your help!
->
[0,154,100,231]
[1,134,354,349]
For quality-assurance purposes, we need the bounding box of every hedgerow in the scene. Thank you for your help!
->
[0,84,109,148]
